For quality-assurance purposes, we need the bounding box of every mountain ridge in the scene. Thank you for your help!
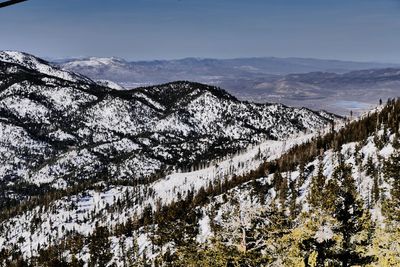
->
[58,56,400,73]
[0,51,339,206]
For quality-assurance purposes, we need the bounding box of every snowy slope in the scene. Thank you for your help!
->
[0,134,315,260]
[0,51,345,265]
[0,107,394,266]
[0,51,92,83]
[0,52,338,200]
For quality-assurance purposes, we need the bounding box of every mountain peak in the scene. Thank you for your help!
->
[134,81,238,109]
[0,50,93,83]
[62,56,128,69]
[0,50,50,68]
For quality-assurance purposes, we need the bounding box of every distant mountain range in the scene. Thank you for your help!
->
[57,56,399,81]
[57,57,400,115]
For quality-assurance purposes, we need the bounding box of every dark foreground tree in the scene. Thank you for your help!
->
[332,161,374,267]
[89,225,112,267]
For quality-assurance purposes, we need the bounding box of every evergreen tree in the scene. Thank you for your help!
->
[366,156,380,204]
[289,179,300,221]
[331,162,373,267]
[308,157,326,210]
[89,225,112,267]
[298,212,339,267]
[371,147,400,267]
[383,150,400,222]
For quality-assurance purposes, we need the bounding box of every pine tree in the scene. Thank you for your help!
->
[392,134,400,150]
[331,162,374,267]
[365,156,380,204]
[289,179,300,221]
[278,174,289,211]
[89,225,112,267]
[298,211,339,267]
[298,163,307,187]
[370,147,400,267]
[308,157,326,210]
[383,150,400,223]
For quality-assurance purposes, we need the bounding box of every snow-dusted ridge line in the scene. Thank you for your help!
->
[96,79,125,90]
[0,52,338,189]
[0,51,94,83]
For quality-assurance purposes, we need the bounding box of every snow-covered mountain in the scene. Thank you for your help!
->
[0,51,343,265]
[1,51,400,266]
[0,51,338,208]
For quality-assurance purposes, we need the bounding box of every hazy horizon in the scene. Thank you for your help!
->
[1,0,400,63]
[48,55,400,65]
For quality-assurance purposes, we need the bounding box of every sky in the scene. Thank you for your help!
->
[0,0,400,62]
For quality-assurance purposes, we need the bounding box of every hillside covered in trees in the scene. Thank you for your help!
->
[0,51,339,266]
[1,91,399,266]
[1,50,400,267]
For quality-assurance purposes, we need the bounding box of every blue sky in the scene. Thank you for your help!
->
[0,0,400,62]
